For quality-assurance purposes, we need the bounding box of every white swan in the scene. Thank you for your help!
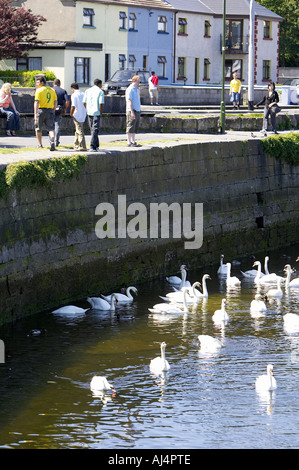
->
[255,364,277,391]
[101,286,137,303]
[150,341,170,373]
[266,277,283,298]
[198,335,222,353]
[87,293,118,311]
[148,289,190,314]
[283,313,299,330]
[195,274,211,299]
[226,262,241,287]
[90,376,116,393]
[165,281,202,303]
[166,265,191,288]
[250,294,267,313]
[241,258,266,278]
[52,305,89,314]
[284,264,299,288]
[217,254,228,276]
[254,258,284,285]
[212,298,229,323]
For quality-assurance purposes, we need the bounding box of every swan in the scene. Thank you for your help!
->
[101,286,137,303]
[198,335,222,353]
[253,261,283,285]
[283,313,299,330]
[226,262,241,287]
[241,258,266,278]
[150,341,170,373]
[255,364,277,391]
[212,298,229,323]
[87,293,118,311]
[90,376,116,393]
[166,265,191,288]
[284,264,299,288]
[250,294,267,313]
[195,274,211,298]
[165,281,201,303]
[52,305,89,314]
[266,278,283,298]
[217,254,228,276]
[148,289,191,314]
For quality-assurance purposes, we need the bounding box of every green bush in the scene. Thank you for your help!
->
[261,132,299,165]
[0,155,87,199]
[0,70,56,87]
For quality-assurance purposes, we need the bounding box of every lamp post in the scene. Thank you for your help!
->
[220,0,226,133]
[248,0,255,110]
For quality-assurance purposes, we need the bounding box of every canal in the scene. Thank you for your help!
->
[0,244,298,449]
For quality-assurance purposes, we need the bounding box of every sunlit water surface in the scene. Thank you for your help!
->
[0,245,299,449]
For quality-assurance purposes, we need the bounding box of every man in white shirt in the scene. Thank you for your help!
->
[125,75,141,147]
[70,82,87,151]
[83,79,105,152]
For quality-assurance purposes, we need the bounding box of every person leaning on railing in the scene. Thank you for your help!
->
[0,82,20,136]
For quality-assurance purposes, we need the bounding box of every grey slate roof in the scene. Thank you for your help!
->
[83,0,174,10]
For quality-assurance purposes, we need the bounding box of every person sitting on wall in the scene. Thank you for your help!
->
[0,82,20,136]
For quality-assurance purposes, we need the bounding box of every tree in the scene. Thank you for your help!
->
[256,0,299,67]
[0,0,46,60]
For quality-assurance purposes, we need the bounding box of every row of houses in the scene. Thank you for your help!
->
[2,0,282,92]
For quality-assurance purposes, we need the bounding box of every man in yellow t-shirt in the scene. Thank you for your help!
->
[229,72,242,110]
[34,75,57,150]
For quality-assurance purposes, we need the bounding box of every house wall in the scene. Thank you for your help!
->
[255,19,280,85]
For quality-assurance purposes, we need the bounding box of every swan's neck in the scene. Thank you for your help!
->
[264,258,269,275]
[126,287,133,299]
[227,265,231,278]
[183,290,189,310]
[202,278,207,295]
[254,262,262,281]
[285,268,291,286]
[161,346,166,361]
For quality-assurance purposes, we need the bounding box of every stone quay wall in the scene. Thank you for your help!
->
[0,140,298,324]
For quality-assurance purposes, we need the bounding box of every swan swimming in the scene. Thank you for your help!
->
[241,257,266,278]
[283,313,299,330]
[212,298,229,324]
[166,265,191,288]
[284,264,299,288]
[217,254,228,276]
[90,376,116,393]
[52,305,89,314]
[148,289,191,314]
[250,294,267,313]
[255,364,277,391]
[150,341,170,373]
[194,274,211,299]
[266,277,283,298]
[165,281,201,303]
[226,263,241,288]
[198,335,222,353]
[87,293,118,310]
[254,258,284,285]
[101,286,137,303]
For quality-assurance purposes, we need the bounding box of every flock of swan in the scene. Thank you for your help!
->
[50,255,299,396]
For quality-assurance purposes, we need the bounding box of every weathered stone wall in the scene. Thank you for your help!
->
[0,140,298,324]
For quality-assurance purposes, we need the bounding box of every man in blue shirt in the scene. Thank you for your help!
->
[83,78,105,151]
[125,75,141,147]
[52,78,70,147]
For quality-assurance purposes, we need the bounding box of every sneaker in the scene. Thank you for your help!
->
[131,142,142,147]
[11,130,16,136]
[78,147,87,151]
[37,144,43,149]
[50,141,55,151]
[90,148,98,152]
[127,143,133,147]
[5,130,11,136]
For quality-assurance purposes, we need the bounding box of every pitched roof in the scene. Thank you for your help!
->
[198,0,282,20]
[81,0,175,10]
[162,0,213,14]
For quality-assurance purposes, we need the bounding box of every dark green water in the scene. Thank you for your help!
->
[0,245,298,449]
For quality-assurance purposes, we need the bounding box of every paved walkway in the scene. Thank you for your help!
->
[0,129,298,167]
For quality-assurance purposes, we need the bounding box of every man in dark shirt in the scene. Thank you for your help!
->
[52,78,70,147]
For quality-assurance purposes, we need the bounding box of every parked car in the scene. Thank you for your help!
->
[102,69,151,100]
[281,78,299,86]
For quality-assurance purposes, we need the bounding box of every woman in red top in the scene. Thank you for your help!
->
[0,82,20,136]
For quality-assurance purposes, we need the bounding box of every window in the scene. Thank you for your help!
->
[83,8,95,27]
[129,12,136,30]
[195,58,200,84]
[225,19,243,50]
[204,20,211,37]
[225,59,242,80]
[158,15,167,33]
[74,57,90,84]
[16,57,42,71]
[177,57,186,80]
[157,56,167,78]
[263,60,271,80]
[263,20,272,39]
[204,58,210,80]
[178,18,187,35]
[119,11,127,29]
[119,54,126,70]
[128,54,136,70]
